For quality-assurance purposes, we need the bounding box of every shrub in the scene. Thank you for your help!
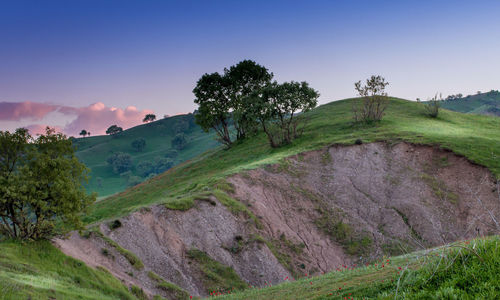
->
[131,138,146,152]
[171,133,187,150]
[424,93,442,118]
[109,220,122,230]
[355,139,363,145]
[353,75,390,122]
[106,152,133,174]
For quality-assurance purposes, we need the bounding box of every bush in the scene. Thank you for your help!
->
[353,75,390,122]
[109,220,122,230]
[354,139,363,145]
[424,94,441,118]
[171,133,187,150]
[136,161,155,177]
[106,152,133,174]
[131,138,146,152]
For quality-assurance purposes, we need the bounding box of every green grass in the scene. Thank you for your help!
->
[186,248,248,294]
[217,236,500,299]
[85,97,500,224]
[0,240,138,300]
[73,113,220,197]
[87,228,144,270]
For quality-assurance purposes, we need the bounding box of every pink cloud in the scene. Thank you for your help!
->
[0,101,59,121]
[1,101,154,137]
[61,102,154,136]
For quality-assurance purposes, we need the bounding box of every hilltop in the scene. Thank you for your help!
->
[2,97,500,299]
[439,90,500,116]
[72,113,221,197]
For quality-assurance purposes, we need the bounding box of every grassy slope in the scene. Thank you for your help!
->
[73,113,220,197]
[219,236,500,299]
[0,240,139,300]
[86,97,500,224]
[440,91,500,115]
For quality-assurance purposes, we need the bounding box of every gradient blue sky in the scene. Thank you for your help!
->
[1,0,500,134]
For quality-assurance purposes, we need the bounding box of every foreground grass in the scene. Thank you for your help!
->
[86,97,500,224]
[217,236,500,299]
[0,240,138,300]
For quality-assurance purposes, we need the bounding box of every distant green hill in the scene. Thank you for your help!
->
[439,90,500,116]
[73,113,221,197]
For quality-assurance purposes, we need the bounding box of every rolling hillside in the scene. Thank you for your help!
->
[72,113,221,197]
[2,97,500,299]
[439,90,500,116]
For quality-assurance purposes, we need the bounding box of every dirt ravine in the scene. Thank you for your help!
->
[55,142,500,299]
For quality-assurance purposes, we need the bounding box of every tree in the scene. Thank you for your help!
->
[87,132,91,137]
[251,81,319,147]
[171,133,187,150]
[106,125,123,135]
[143,114,156,123]
[131,138,146,152]
[136,161,155,177]
[0,127,95,240]
[154,157,173,174]
[79,129,88,138]
[173,119,189,134]
[353,75,390,122]
[225,60,273,139]
[193,72,233,146]
[106,152,133,174]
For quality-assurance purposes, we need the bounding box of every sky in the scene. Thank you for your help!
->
[1,0,500,136]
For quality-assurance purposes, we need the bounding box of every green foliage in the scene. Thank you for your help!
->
[424,94,442,118]
[0,127,95,240]
[0,240,137,299]
[225,59,273,139]
[130,285,147,300]
[106,152,133,174]
[439,90,500,116]
[193,72,233,146]
[353,75,390,122]
[136,161,155,177]
[91,229,144,270]
[186,248,247,294]
[250,81,319,147]
[193,60,274,146]
[143,114,156,123]
[131,138,146,152]
[105,125,123,135]
[172,118,190,134]
[171,133,187,150]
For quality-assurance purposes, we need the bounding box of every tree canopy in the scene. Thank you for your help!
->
[131,138,146,152]
[106,125,123,135]
[0,127,95,240]
[143,114,156,123]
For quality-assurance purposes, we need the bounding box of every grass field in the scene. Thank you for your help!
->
[0,240,139,300]
[85,97,500,224]
[73,113,220,197]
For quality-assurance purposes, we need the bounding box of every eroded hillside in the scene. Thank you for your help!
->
[55,142,500,299]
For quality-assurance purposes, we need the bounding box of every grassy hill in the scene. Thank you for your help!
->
[85,97,500,224]
[73,113,221,197]
[2,97,500,299]
[0,240,140,300]
[439,90,500,116]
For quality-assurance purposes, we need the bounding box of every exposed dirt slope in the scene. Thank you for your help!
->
[55,143,500,299]
[229,142,500,275]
